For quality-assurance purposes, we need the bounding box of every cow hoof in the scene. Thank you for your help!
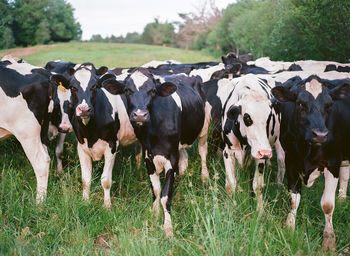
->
[164,223,173,238]
[225,185,234,195]
[286,213,296,229]
[201,174,209,183]
[322,232,336,251]
[104,202,112,209]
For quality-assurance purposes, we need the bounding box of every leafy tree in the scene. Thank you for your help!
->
[141,19,175,46]
[35,19,50,45]
[0,0,15,49]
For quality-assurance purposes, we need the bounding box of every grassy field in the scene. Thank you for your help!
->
[1,42,350,255]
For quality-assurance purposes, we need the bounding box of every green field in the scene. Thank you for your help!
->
[1,43,349,255]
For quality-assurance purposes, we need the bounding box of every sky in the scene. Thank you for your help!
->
[67,0,234,40]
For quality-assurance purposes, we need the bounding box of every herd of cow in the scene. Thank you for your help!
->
[1,52,350,250]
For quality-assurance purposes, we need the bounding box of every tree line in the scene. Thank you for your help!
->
[90,0,350,62]
[0,0,81,49]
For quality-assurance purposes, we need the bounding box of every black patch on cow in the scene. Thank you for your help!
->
[287,64,303,71]
[258,163,265,173]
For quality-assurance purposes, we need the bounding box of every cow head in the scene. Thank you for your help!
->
[100,68,177,127]
[222,52,242,76]
[272,75,350,145]
[226,90,273,160]
[49,63,108,126]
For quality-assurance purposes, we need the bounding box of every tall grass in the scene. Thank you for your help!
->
[0,43,349,255]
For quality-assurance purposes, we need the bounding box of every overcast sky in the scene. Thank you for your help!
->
[67,0,234,40]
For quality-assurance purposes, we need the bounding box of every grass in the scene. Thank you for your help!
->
[1,42,350,255]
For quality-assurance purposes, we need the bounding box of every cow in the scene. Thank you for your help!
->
[44,60,78,172]
[220,74,284,211]
[141,59,181,68]
[0,59,55,203]
[49,63,137,208]
[100,68,205,237]
[271,75,350,250]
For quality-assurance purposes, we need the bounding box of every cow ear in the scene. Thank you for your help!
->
[227,105,241,121]
[156,82,177,97]
[330,82,350,100]
[221,56,227,65]
[102,78,125,95]
[96,66,108,76]
[50,74,70,89]
[97,73,116,88]
[271,86,296,102]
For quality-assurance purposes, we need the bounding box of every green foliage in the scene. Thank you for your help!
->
[89,32,141,44]
[141,19,176,46]
[0,0,81,49]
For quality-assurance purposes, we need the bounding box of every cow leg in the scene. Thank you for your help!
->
[146,154,161,216]
[275,139,286,184]
[160,155,177,238]
[253,161,265,212]
[321,169,338,251]
[135,142,142,171]
[223,146,237,195]
[198,133,209,182]
[55,133,66,173]
[338,160,349,199]
[19,136,50,203]
[101,146,116,209]
[179,148,188,176]
[285,155,301,229]
[77,143,92,200]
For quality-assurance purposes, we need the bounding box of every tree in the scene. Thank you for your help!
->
[141,19,175,46]
[0,0,15,49]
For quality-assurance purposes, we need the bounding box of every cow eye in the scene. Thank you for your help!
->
[298,101,307,110]
[243,113,253,126]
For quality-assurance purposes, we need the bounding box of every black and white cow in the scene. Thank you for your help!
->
[102,68,205,237]
[50,63,137,208]
[221,74,284,211]
[45,60,78,172]
[271,75,350,250]
[0,59,55,203]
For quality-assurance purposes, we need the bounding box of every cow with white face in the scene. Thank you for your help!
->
[50,63,137,208]
[0,59,56,203]
[221,74,284,211]
[101,68,205,237]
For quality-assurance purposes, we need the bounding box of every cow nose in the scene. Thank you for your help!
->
[132,109,149,122]
[312,128,328,144]
[257,150,272,159]
[58,124,72,133]
[77,105,92,116]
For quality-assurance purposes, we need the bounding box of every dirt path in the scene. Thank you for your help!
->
[1,44,58,57]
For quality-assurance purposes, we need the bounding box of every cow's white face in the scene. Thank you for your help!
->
[228,91,272,159]
[56,86,72,132]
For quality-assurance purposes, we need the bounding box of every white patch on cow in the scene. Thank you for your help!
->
[79,138,108,161]
[321,169,338,249]
[6,62,41,75]
[57,88,72,130]
[101,89,137,146]
[74,67,92,91]
[141,60,181,68]
[150,173,161,214]
[171,92,182,111]
[161,195,173,237]
[306,169,321,187]
[48,123,58,140]
[55,132,66,172]
[189,63,225,82]
[153,155,172,174]
[286,192,301,229]
[251,57,293,74]
[0,87,50,203]
[48,100,54,113]
[338,160,349,199]
[130,71,149,90]
[179,149,188,175]
[305,79,322,99]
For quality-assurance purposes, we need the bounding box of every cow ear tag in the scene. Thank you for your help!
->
[58,82,67,92]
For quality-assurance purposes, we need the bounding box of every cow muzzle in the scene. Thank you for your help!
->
[311,128,328,145]
[76,104,92,125]
[58,124,72,133]
[257,150,272,159]
[131,109,149,125]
